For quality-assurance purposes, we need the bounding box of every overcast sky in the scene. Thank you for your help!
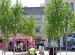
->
[11,0,45,7]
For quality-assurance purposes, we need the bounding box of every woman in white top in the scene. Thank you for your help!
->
[39,40,45,55]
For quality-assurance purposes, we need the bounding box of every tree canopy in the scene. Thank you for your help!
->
[44,0,75,40]
[0,0,36,39]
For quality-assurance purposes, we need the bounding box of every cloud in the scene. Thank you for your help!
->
[11,0,45,7]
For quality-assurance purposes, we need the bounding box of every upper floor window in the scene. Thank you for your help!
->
[70,3,74,11]
[35,18,42,24]
[62,3,74,11]
[35,26,41,33]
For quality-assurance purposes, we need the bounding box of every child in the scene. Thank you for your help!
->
[28,46,37,55]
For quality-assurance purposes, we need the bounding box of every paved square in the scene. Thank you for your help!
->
[0,50,75,55]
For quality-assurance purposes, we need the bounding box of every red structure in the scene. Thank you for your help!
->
[0,39,4,49]
[0,38,8,50]
[28,37,35,48]
[8,34,36,51]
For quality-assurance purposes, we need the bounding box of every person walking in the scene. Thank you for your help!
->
[49,43,57,55]
[38,39,45,55]
[28,46,37,55]
[14,42,17,51]
[20,42,23,52]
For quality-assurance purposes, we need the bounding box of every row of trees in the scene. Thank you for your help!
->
[0,0,36,55]
[0,0,36,39]
[44,0,75,55]
[1,0,75,55]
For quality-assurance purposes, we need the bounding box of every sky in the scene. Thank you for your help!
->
[11,0,45,7]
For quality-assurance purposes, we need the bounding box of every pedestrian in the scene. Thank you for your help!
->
[17,43,21,52]
[14,42,17,51]
[36,42,40,50]
[38,39,45,55]
[28,46,37,55]
[49,43,57,55]
[20,42,23,52]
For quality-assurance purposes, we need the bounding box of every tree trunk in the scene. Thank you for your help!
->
[59,40,62,55]
[66,37,67,55]
[53,36,54,55]
[59,28,62,55]
[13,37,15,55]
[56,47,57,53]
[64,27,67,55]
[13,45,15,55]
[4,39,6,55]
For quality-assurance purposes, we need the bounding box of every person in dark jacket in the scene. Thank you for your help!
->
[49,43,56,55]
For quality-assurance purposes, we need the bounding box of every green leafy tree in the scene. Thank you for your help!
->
[27,16,36,37]
[0,0,12,55]
[44,0,75,55]
[62,3,75,55]
[18,15,36,37]
[17,15,36,51]
[8,0,24,35]
[0,0,25,55]
[10,0,25,55]
[0,0,11,38]
[44,0,64,41]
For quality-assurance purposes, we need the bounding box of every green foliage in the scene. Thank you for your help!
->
[0,0,36,39]
[26,16,36,37]
[8,0,24,35]
[62,3,75,36]
[68,12,75,34]
[0,0,11,38]
[17,15,36,37]
[44,0,75,40]
[44,0,63,40]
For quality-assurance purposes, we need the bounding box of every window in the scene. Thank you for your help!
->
[35,26,41,33]
[35,18,42,24]
[70,3,74,11]
[62,3,74,11]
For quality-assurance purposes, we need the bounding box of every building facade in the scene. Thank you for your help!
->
[23,7,48,47]
[23,7,44,37]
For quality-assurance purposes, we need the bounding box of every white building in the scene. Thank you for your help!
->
[23,7,48,48]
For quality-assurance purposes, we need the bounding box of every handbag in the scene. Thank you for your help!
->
[39,51,41,54]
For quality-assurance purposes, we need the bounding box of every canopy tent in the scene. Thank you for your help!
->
[9,34,35,44]
[9,33,28,41]
[9,36,27,41]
